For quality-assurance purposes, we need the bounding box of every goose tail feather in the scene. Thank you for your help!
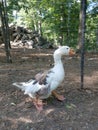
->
[12,82,26,91]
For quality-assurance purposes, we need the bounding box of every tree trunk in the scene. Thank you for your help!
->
[76,0,87,52]
[38,20,42,37]
[96,25,98,49]
[78,0,87,89]
[0,0,12,63]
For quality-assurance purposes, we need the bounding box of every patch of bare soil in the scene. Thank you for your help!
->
[0,47,98,130]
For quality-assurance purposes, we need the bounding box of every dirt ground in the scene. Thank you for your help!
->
[0,47,98,130]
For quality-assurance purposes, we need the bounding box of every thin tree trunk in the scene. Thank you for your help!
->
[38,20,42,37]
[96,25,98,50]
[78,0,87,89]
[38,10,43,37]
[0,0,12,63]
[77,0,87,52]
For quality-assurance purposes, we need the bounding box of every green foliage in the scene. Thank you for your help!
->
[86,2,98,51]
[6,0,98,50]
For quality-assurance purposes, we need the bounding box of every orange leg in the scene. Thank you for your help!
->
[32,98,43,112]
[52,90,65,101]
[32,98,47,112]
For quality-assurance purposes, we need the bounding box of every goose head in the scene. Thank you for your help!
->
[54,46,75,57]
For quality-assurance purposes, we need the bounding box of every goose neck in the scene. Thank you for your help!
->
[54,54,62,65]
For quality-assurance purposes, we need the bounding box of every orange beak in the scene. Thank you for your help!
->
[69,49,75,56]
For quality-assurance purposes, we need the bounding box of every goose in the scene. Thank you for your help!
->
[13,46,75,111]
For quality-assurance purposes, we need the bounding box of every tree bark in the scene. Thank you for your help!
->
[78,0,87,89]
[0,0,12,63]
[76,0,87,52]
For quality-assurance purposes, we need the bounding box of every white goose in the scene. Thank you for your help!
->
[13,46,75,111]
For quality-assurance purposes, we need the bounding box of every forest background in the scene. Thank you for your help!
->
[0,0,98,51]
